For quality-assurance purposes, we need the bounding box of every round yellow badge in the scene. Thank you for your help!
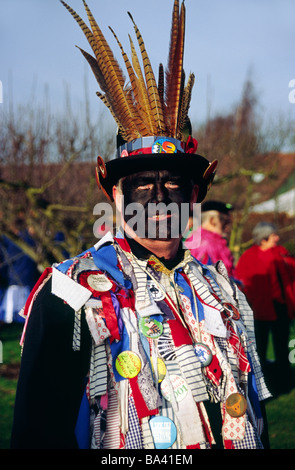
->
[150,357,167,383]
[115,351,141,379]
[225,392,247,417]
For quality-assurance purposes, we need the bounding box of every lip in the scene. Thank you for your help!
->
[148,214,173,221]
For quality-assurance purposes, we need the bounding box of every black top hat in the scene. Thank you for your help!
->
[62,0,218,202]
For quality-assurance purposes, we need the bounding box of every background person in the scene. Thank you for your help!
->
[0,220,40,324]
[236,222,295,395]
[185,200,236,278]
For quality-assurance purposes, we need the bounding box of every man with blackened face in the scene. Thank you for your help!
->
[11,0,271,451]
[113,169,199,261]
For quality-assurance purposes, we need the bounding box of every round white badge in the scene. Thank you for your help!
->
[87,273,112,292]
[160,374,188,403]
[147,280,165,301]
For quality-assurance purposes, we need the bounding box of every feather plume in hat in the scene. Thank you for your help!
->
[60,0,194,142]
[60,0,217,202]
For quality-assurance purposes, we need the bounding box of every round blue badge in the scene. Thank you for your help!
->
[149,416,177,449]
[194,342,213,367]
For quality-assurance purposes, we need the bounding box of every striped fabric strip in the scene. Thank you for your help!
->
[157,323,177,361]
[91,409,101,449]
[208,263,271,401]
[72,309,81,351]
[88,343,108,398]
[164,361,206,447]
[141,417,155,449]
[187,264,222,310]
[130,258,150,305]
[215,336,239,382]
[191,261,271,401]
[160,400,182,449]
[103,388,121,449]
[175,344,209,402]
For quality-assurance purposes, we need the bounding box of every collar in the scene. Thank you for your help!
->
[120,231,191,272]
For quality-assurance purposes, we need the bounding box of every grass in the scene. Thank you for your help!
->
[266,388,295,449]
[0,322,295,449]
[0,322,23,449]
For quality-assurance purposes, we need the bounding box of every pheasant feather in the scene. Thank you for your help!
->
[128,11,166,134]
[128,34,158,135]
[108,27,154,136]
[82,0,125,88]
[158,63,165,117]
[165,1,186,137]
[61,1,140,140]
[178,73,195,140]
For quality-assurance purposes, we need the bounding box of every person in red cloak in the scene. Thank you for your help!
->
[236,222,295,394]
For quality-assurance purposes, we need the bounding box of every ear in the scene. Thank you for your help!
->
[210,215,218,227]
[190,184,199,204]
[112,185,118,204]
[112,185,122,211]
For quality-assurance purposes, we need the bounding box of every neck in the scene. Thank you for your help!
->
[122,222,182,261]
[124,232,184,269]
[134,236,182,260]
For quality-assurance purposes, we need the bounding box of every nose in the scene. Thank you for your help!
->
[152,182,167,203]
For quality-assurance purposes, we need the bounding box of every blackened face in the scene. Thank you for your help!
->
[120,170,196,239]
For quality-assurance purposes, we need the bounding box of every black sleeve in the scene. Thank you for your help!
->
[10,278,92,449]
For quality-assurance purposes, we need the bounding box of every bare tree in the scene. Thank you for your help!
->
[0,86,115,270]
[194,79,295,259]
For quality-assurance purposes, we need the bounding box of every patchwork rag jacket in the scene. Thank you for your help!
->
[11,232,271,449]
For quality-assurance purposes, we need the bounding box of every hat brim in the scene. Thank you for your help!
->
[97,153,214,203]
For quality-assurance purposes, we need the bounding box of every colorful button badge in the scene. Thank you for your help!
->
[150,356,166,383]
[147,280,165,301]
[149,416,177,449]
[139,316,163,339]
[115,351,141,379]
[223,303,240,320]
[194,342,213,367]
[161,374,188,403]
[87,273,112,292]
[225,392,247,417]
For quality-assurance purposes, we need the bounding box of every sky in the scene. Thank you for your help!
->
[1,0,295,133]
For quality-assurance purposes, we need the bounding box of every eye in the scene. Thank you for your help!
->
[136,183,154,191]
[165,180,181,190]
